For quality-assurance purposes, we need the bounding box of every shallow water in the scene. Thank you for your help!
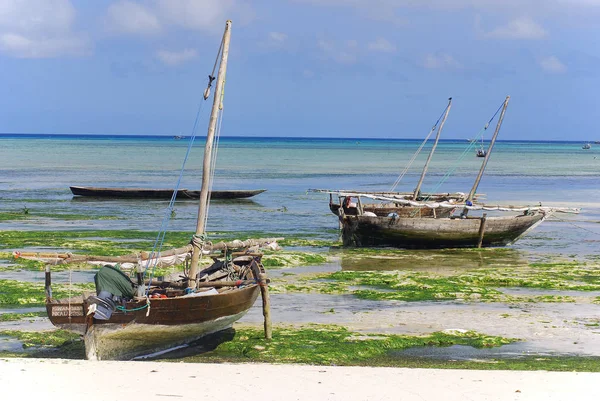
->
[1,136,599,258]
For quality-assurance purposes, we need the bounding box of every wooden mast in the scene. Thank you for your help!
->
[462,95,510,216]
[189,20,232,287]
[413,98,452,200]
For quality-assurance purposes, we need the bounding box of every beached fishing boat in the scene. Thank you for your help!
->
[19,21,278,360]
[336,96,573,249]
[342,210,545,248]
[70,186,266,200]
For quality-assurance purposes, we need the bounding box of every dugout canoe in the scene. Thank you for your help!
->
[70,186,266,200]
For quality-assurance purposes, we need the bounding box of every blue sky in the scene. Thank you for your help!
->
[0,0,598,140]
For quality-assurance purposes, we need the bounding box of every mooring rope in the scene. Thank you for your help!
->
[551,215,600,236]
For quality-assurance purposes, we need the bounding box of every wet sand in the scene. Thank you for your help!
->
[241,293,600,357]
[1,358,598,401]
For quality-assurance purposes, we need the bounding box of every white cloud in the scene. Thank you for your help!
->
[540,56,567,73]
[317,39,334,52]
[155,0,237,32]
[0,33,89,58]
[368,37,396,53]
[296,0,600,11]
[485,16,547,39]
[0,0,90,58]
[156,48,198,66]
[269,32,288,43]
[104,1,253,36]
[106,1,162,36]
[261,31,289,50]
[318,39,359,64]
[0,0,75,34]
[422,53,462,70]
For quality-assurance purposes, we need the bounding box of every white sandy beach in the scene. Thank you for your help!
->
[1,358,599,401]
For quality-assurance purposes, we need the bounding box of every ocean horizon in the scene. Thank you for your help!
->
[0,132,595,144]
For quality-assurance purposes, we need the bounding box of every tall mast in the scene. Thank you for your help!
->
[188,20,232,287]
[413,97,452,200]
[463,95,510,215]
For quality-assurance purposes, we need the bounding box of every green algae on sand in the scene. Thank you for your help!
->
[271,258,600,303]
[0,279,94,307]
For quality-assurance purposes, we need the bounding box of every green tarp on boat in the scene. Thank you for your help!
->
[94,265,135,298]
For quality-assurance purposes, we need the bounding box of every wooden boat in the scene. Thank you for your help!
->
[476,135,487,157]
[342,211,546,248]
[338,96,557,249]
[42,237,276,360]
[33,21,279,360]
[70,186,266,200]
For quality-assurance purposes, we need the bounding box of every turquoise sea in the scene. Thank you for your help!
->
[1,134,599,257]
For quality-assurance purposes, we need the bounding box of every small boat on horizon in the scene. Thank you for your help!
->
[476,135,487,157]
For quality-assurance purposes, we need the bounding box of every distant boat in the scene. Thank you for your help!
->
[476,136,487,157]
[70,186,266,200]
[594,141,600,144]
[582,143,591,150]
[173,135,185,140]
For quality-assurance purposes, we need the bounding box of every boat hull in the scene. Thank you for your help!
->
[70,186,266,200]
[46,284,260,360]
[341,213,545,248]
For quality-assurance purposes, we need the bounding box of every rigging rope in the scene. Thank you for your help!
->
[143,34,227,295]
[389,103,450,192]
[142,98,206,294]
[203,91,225,230]
[422,98,507,199]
